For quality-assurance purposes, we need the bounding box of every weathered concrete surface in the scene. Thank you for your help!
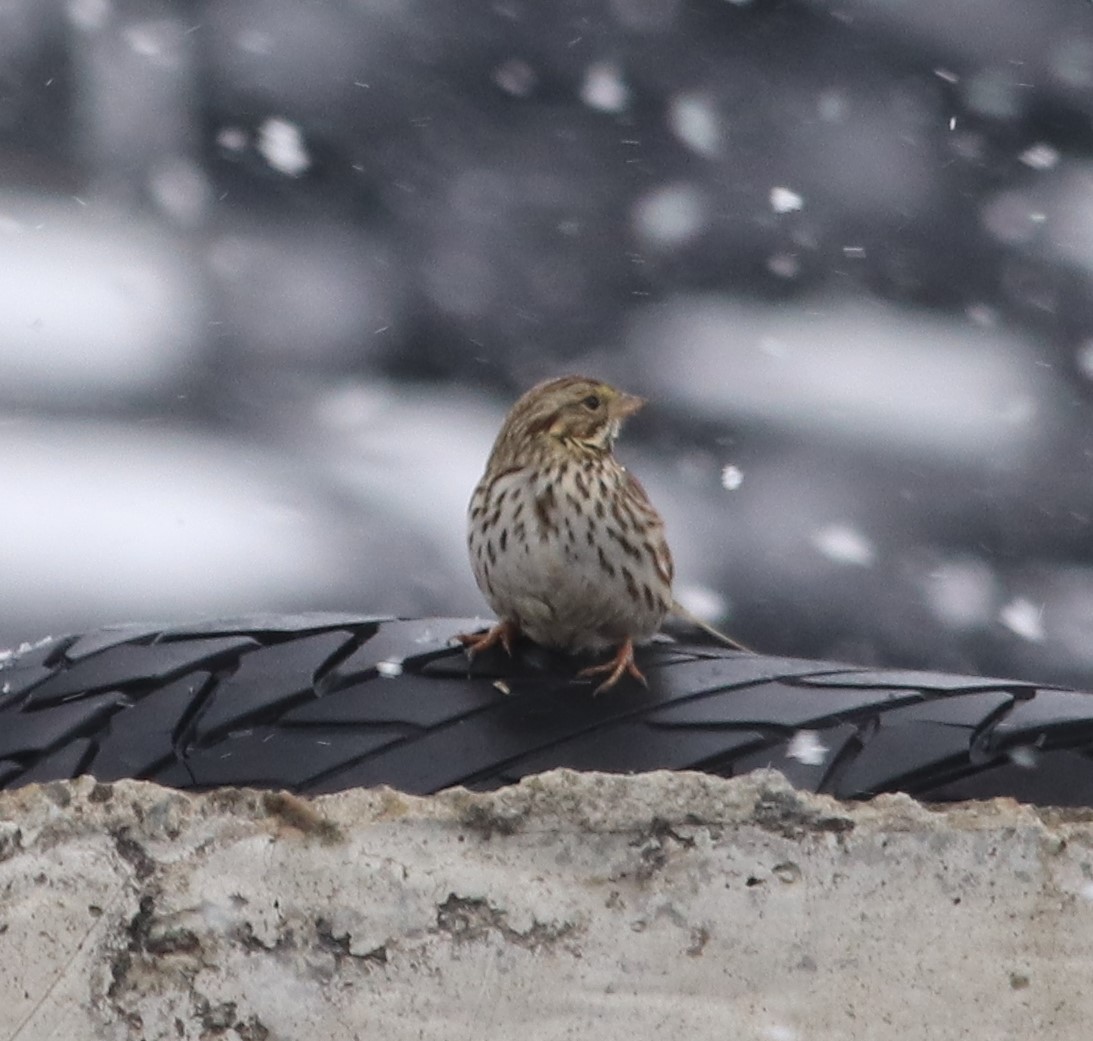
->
[0,770,1091,1041]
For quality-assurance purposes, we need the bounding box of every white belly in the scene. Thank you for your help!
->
[467,465,670,653]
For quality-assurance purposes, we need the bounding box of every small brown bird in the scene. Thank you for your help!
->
[458,375,747,693]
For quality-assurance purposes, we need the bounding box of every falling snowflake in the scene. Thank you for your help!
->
[376,660,403,678]
[966,303,997,327]
[924,557,997,630]
[787,730,828,766]
[237,28,273,55]
[148,159,209,226]
[769,186,803,214]
[216,126,248,152]
[767,253,800,279]
[1008,746,1039,769]
[68,0,110,31]
[494,58,536,97]
[632,183,706,247]
[811,524,876,567]
[581,62,629,113]
[669,94,722,158]
[999,597,1045,642]
[1019,143,1059,170]
[720,464,744,490]
[124,22,168,60]
[257,118,311,177]
[1075,341,1093,382]
[675,584,728,625]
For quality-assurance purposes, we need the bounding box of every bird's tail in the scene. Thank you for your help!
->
[670,600,753,653]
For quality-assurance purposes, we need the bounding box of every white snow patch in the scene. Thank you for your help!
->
[999,597,1045,642]
[1020,143,1059,171]
[770,186,803,214]
[314,385,387,432]
[257,118,310,177]
[376,660,403,678]
[786,730,828,767]
[720,464,744,491]
[581,62,629,113]
[669,95,722,158]
[811,524,876,567]
[632,183,705,248]
[631,294,1049,461]
[0,636,53,667]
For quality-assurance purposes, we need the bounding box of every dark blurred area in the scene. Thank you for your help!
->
[3,0,1093,686]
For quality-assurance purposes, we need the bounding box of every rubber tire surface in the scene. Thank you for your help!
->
[2,614,1093,806]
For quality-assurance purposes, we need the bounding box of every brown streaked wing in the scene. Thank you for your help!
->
[624,470,673,586]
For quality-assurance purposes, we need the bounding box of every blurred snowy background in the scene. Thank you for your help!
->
[4,0,1093,686]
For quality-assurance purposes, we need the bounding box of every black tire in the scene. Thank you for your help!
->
[2,614,1092,806]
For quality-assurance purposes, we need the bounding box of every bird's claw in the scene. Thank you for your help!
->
[456,619,520,660]
[577,638,647,695]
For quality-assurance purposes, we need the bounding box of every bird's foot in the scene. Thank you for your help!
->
[577,638,647,695]
[456,619,520,659]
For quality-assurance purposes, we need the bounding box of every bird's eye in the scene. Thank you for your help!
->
[582,395,602,411]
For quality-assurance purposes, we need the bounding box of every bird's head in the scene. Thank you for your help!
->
[489,375,645,466]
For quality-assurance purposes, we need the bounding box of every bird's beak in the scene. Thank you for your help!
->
[612,392,645,419]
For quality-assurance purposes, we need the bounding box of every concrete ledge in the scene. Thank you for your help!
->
[0,770,1089,1039]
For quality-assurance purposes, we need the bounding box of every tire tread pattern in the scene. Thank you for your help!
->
[1,615,1092,806]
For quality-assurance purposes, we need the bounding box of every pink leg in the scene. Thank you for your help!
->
[456,619,520,659]
[576,638,647,695]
